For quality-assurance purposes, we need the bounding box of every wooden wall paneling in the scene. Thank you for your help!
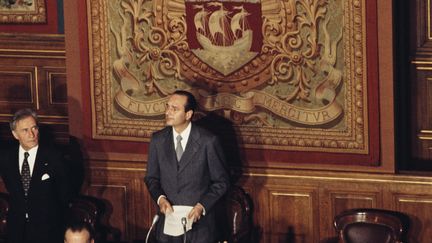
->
[411,68,432,161]
[0,65,37,143]
[265,185,319,243]
[69,161,432,243]
[237,176,264,238]
[388,180,432,242]
[314,179,382,242]
[392,193,432,243]
[0,34,66,50]
[0,34,68,144]
[39,66,69,144]
[86,183,129,241]
[319,189,380,241]
[411,0,432,50]
[43,66,68,115]
[410,0,432,165]
[329,190,380,215]
[0,66,36,112]
[85,161,148,242]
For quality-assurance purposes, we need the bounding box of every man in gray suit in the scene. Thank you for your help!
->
[145,90,230,243]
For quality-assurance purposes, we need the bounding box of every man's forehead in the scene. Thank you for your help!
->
[16,116,36,127]
[168,95,187,106]
[65,229,90,240]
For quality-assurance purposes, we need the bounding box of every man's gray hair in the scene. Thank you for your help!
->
[10,108,38,131]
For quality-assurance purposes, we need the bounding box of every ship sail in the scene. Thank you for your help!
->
[231,7,250,39]
[208,3,229,44]
[194,6,208,34]
[189,2,260,76]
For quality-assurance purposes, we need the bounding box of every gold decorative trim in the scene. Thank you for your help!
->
[0,49,66,54]
[0,118,69,126]
[0,114,66,120]
[429,0,432,39]
[419,130,432,133]
[88,0,370,154]
[35,115,68,119]
[91,166,146,172]
[34,66,39,110]
[0,0,47,23]
[271,192,310,197]
[398,198,432,203]
[418,130,432,140]
[245,172,432,185]
[0,55,65,59]
[0,33,65,38]
[415,66,432,71]
[411,60,432,65]
[0,49,66,59]
[333,195,374,200]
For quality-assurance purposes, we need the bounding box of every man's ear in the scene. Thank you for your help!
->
[185,110,193,121]
[11,130,18,140]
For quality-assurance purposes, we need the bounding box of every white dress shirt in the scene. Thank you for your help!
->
[18,145,38,176]
[172,122,191,151]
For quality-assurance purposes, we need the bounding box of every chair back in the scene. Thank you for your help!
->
[67,195,101,227]
[0,193,9,242]
[223,185,253,243]
[334,208,409,243]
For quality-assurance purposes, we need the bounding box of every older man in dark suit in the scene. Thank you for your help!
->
[1,108,70,243]
[145,90,230,243]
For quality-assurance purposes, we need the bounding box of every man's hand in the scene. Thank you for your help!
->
[188,203,204,222]
[159,197,173,214]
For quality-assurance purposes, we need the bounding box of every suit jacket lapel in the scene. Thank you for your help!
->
[178,124,199,174]
[11,147,25,195]
[161,128,178,172]
[29,146,45,195]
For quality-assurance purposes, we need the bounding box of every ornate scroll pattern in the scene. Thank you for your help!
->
[0,0,46,23]
[89,0,370,154]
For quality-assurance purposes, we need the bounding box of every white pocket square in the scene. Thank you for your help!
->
[41,173,50,181]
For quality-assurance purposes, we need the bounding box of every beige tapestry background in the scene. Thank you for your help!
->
[88,0,369,154]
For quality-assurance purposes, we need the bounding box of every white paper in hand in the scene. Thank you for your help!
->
[163,205,194,236]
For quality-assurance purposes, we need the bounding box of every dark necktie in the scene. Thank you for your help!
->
[176,135,183,161]
[21,152,31,197]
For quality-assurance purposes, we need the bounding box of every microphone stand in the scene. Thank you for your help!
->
[145,214,159,243]
[181,217,187,243]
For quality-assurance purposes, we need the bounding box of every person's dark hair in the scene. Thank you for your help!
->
[64,221,95,241]
[173,90,197,113]
[9,108,38,131]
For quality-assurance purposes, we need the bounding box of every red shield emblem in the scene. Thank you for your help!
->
[185,0,263,76]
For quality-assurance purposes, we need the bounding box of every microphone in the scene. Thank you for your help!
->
[145,214,159,243]
[181,217,187,243]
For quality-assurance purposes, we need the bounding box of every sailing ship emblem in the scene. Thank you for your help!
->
[185,0,263,76]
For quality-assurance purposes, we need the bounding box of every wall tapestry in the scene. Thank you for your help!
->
[0,0,46,23]
[88,0,371,154]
